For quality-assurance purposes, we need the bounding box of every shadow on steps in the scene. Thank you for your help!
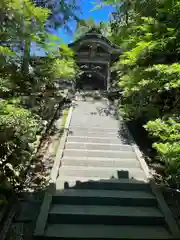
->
[39,171,174,239]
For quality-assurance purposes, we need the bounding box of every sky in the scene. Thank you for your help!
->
[31,1,114,56]
[57,1,115,44]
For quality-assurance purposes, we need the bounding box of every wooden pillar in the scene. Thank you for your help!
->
[107,62,111,91]
[90,44,96,58]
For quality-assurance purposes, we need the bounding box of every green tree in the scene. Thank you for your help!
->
[0,0,78,189]
[33,0,82,30]
[74,18,97,39]
[100,0,180,181]
[74,18,110,39]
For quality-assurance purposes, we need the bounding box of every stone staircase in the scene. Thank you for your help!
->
[34,99,179,239]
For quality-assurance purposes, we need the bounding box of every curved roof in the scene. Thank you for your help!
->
[68,28,122,54]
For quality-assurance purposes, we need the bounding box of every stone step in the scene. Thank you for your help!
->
[67,136,130,144]
[70,123,120,128]
[62,157,140,169]
[71,111,115,114]
[71,113,116,116]
[70,126,120,131]
[70,118,119,124]
[69,126,121,131]
[34,99,176,240]
[70,115,119,120]
[52,189,157,207]
[71,115,116,118]
[58,166,146,181]
[44,224,171,239]
[72,110,115,114]
[73,107,114,110]
[72,108,111,112]
[63,149,137,159]
[65,142,133,151]
[48,205,164,225]
[56,178,150,191]
[72,107,114,111]
[69,126,121,132]
[68,130,121,137]
[69,125,119,133]
[70,115,120,120]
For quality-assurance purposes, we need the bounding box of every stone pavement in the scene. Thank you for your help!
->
[34,98,180,239]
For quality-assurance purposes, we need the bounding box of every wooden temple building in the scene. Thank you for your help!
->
[68,28,122,90]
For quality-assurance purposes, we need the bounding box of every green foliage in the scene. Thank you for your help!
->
[74,18,97,39]
[52,58,77,80]
[37,0,81,29]
[0,101,40,185]
[74,18,110,39]
[0,0,79,189]
[106,0,180,181]
[145,117,180,180]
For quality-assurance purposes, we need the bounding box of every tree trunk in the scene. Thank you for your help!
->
[21,39,31,75]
